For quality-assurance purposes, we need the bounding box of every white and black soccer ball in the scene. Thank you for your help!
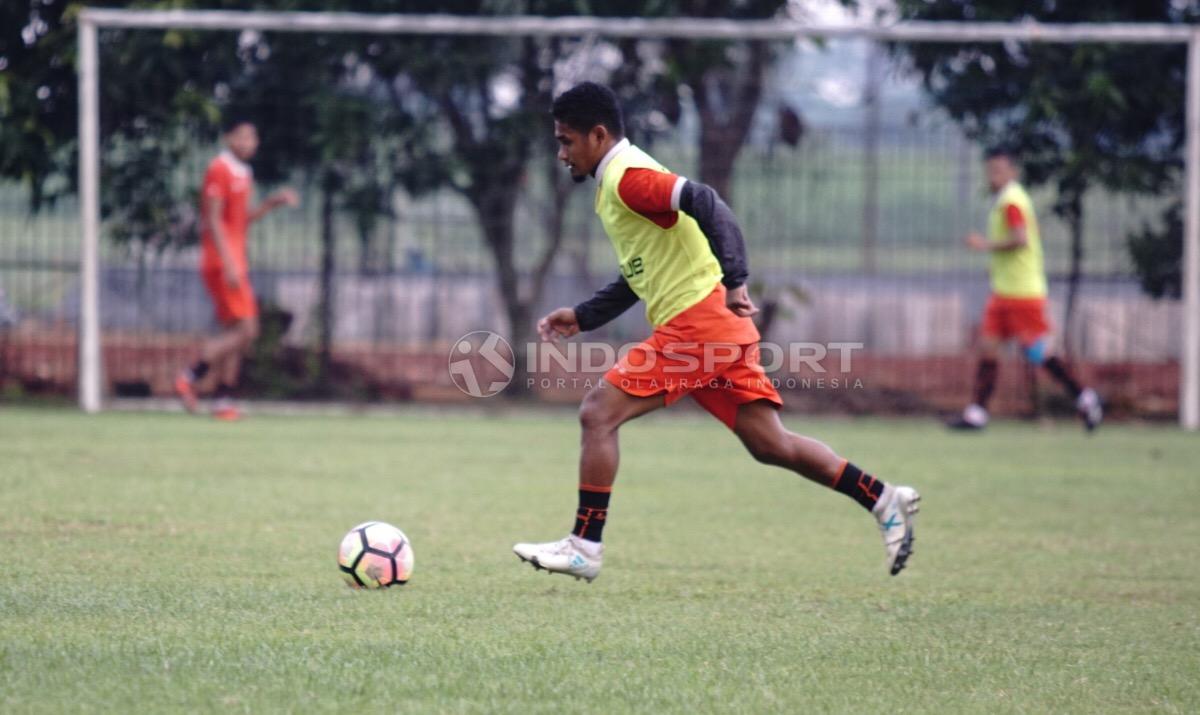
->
[337,521,414,589]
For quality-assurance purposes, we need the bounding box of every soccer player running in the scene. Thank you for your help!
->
[949,148,1102,432]
[513,83,920,581]
[174,118,298,420]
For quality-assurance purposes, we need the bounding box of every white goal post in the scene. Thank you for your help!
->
[76,9,1200,429]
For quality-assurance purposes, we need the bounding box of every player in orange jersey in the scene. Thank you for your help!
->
[175,117,298,420]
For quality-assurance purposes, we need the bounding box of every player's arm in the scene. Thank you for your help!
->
[618,169,756,316]
[203,193,240,289]
[966,205,1028,252]
[538,275,640,341]
[249,187,299,223]
[677,180,750,289]
[574,275,640,331]
[619,169,749,288]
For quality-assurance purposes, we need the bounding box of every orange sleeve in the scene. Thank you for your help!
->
[1004,204,1025,229]
[201,160,230,206]
[618,168,683,216]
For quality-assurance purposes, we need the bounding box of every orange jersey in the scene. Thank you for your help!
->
[200,152,254,273]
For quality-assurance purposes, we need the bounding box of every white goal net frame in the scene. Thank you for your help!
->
[76,9,1200,428]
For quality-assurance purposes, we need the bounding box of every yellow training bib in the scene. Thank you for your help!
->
[987,181,1047,298]
[594,144,722,326]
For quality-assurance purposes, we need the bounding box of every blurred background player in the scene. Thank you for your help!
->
[951,148,1102,432]
[174,117,298,420]
[513,82,920,582]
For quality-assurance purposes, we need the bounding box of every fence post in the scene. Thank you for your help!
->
[1182,30,1200,430]
[77,17,102,413]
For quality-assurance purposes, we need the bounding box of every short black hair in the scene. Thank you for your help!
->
[551,82,624,138]
[221,113,255,134]
[984,146,1016,162]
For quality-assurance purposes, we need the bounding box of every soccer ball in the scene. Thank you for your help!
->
[337,521,414,589]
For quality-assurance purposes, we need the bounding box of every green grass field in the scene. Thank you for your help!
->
[2,407,1198,713]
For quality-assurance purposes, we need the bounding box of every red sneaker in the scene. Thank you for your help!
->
[174,372,199,413]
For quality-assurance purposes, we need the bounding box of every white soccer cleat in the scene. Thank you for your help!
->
[948,403,988,431]
[873,485,920,576]
[1077,388,1103,432]
[512,535,603,582]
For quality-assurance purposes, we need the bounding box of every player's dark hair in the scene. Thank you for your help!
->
[221,113,255,134]
[984,146,1016,162]
[551,82,624,138]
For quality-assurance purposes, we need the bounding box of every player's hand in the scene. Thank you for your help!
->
[223,266,242,290]
[537,307,580,342]
[269,188,300,209]
[965,232,990,252]
[726,284,759,318]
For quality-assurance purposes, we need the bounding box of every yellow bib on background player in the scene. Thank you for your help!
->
[987,181,1047,298]
[595,144,722,327]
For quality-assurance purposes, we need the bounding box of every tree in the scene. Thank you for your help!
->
[1,0,80,211]
[1129,202,1183,299]
[219,28,445,386]
[360,15,576,394]
[3,1,449,387]
[894,1,1198,343]
[1,1,243,225]
[666,32,771,203]
[628,0,790,206]
[3,1,799,400]
[3,1,609,397]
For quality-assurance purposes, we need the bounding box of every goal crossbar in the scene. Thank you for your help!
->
[74,9,1200,429]
[79,9,1194,43]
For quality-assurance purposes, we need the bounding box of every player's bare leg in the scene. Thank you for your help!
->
[514,383,663,581]
[950,335,1002,430]
[1037,347,1103,432]
[577,382,665,489]
[732,400,844,483]
[209,352,241,420]
[732,400,920,575]
[211,317,258,420]
[176,322,246,413]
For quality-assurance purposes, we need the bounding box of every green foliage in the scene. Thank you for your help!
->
[897,1,1191,199]
[0,1,82,211]
[623,0,793,203]
[101,127,202,251]
[5,0,803,354]
[1128,202,1182,299]
[893,1,1199,297]
[237,303,387,400]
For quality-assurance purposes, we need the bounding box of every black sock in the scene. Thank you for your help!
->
[189,360,210,381]
[1042,356,1082,399]
[214,383,235,400]
[833,462,886,512]
[974,358,998,408]
[572,486,611,543]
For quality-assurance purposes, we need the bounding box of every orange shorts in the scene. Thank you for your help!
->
[201,266,258,325]
[604,284,783,429]
[981,295,1050,346]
